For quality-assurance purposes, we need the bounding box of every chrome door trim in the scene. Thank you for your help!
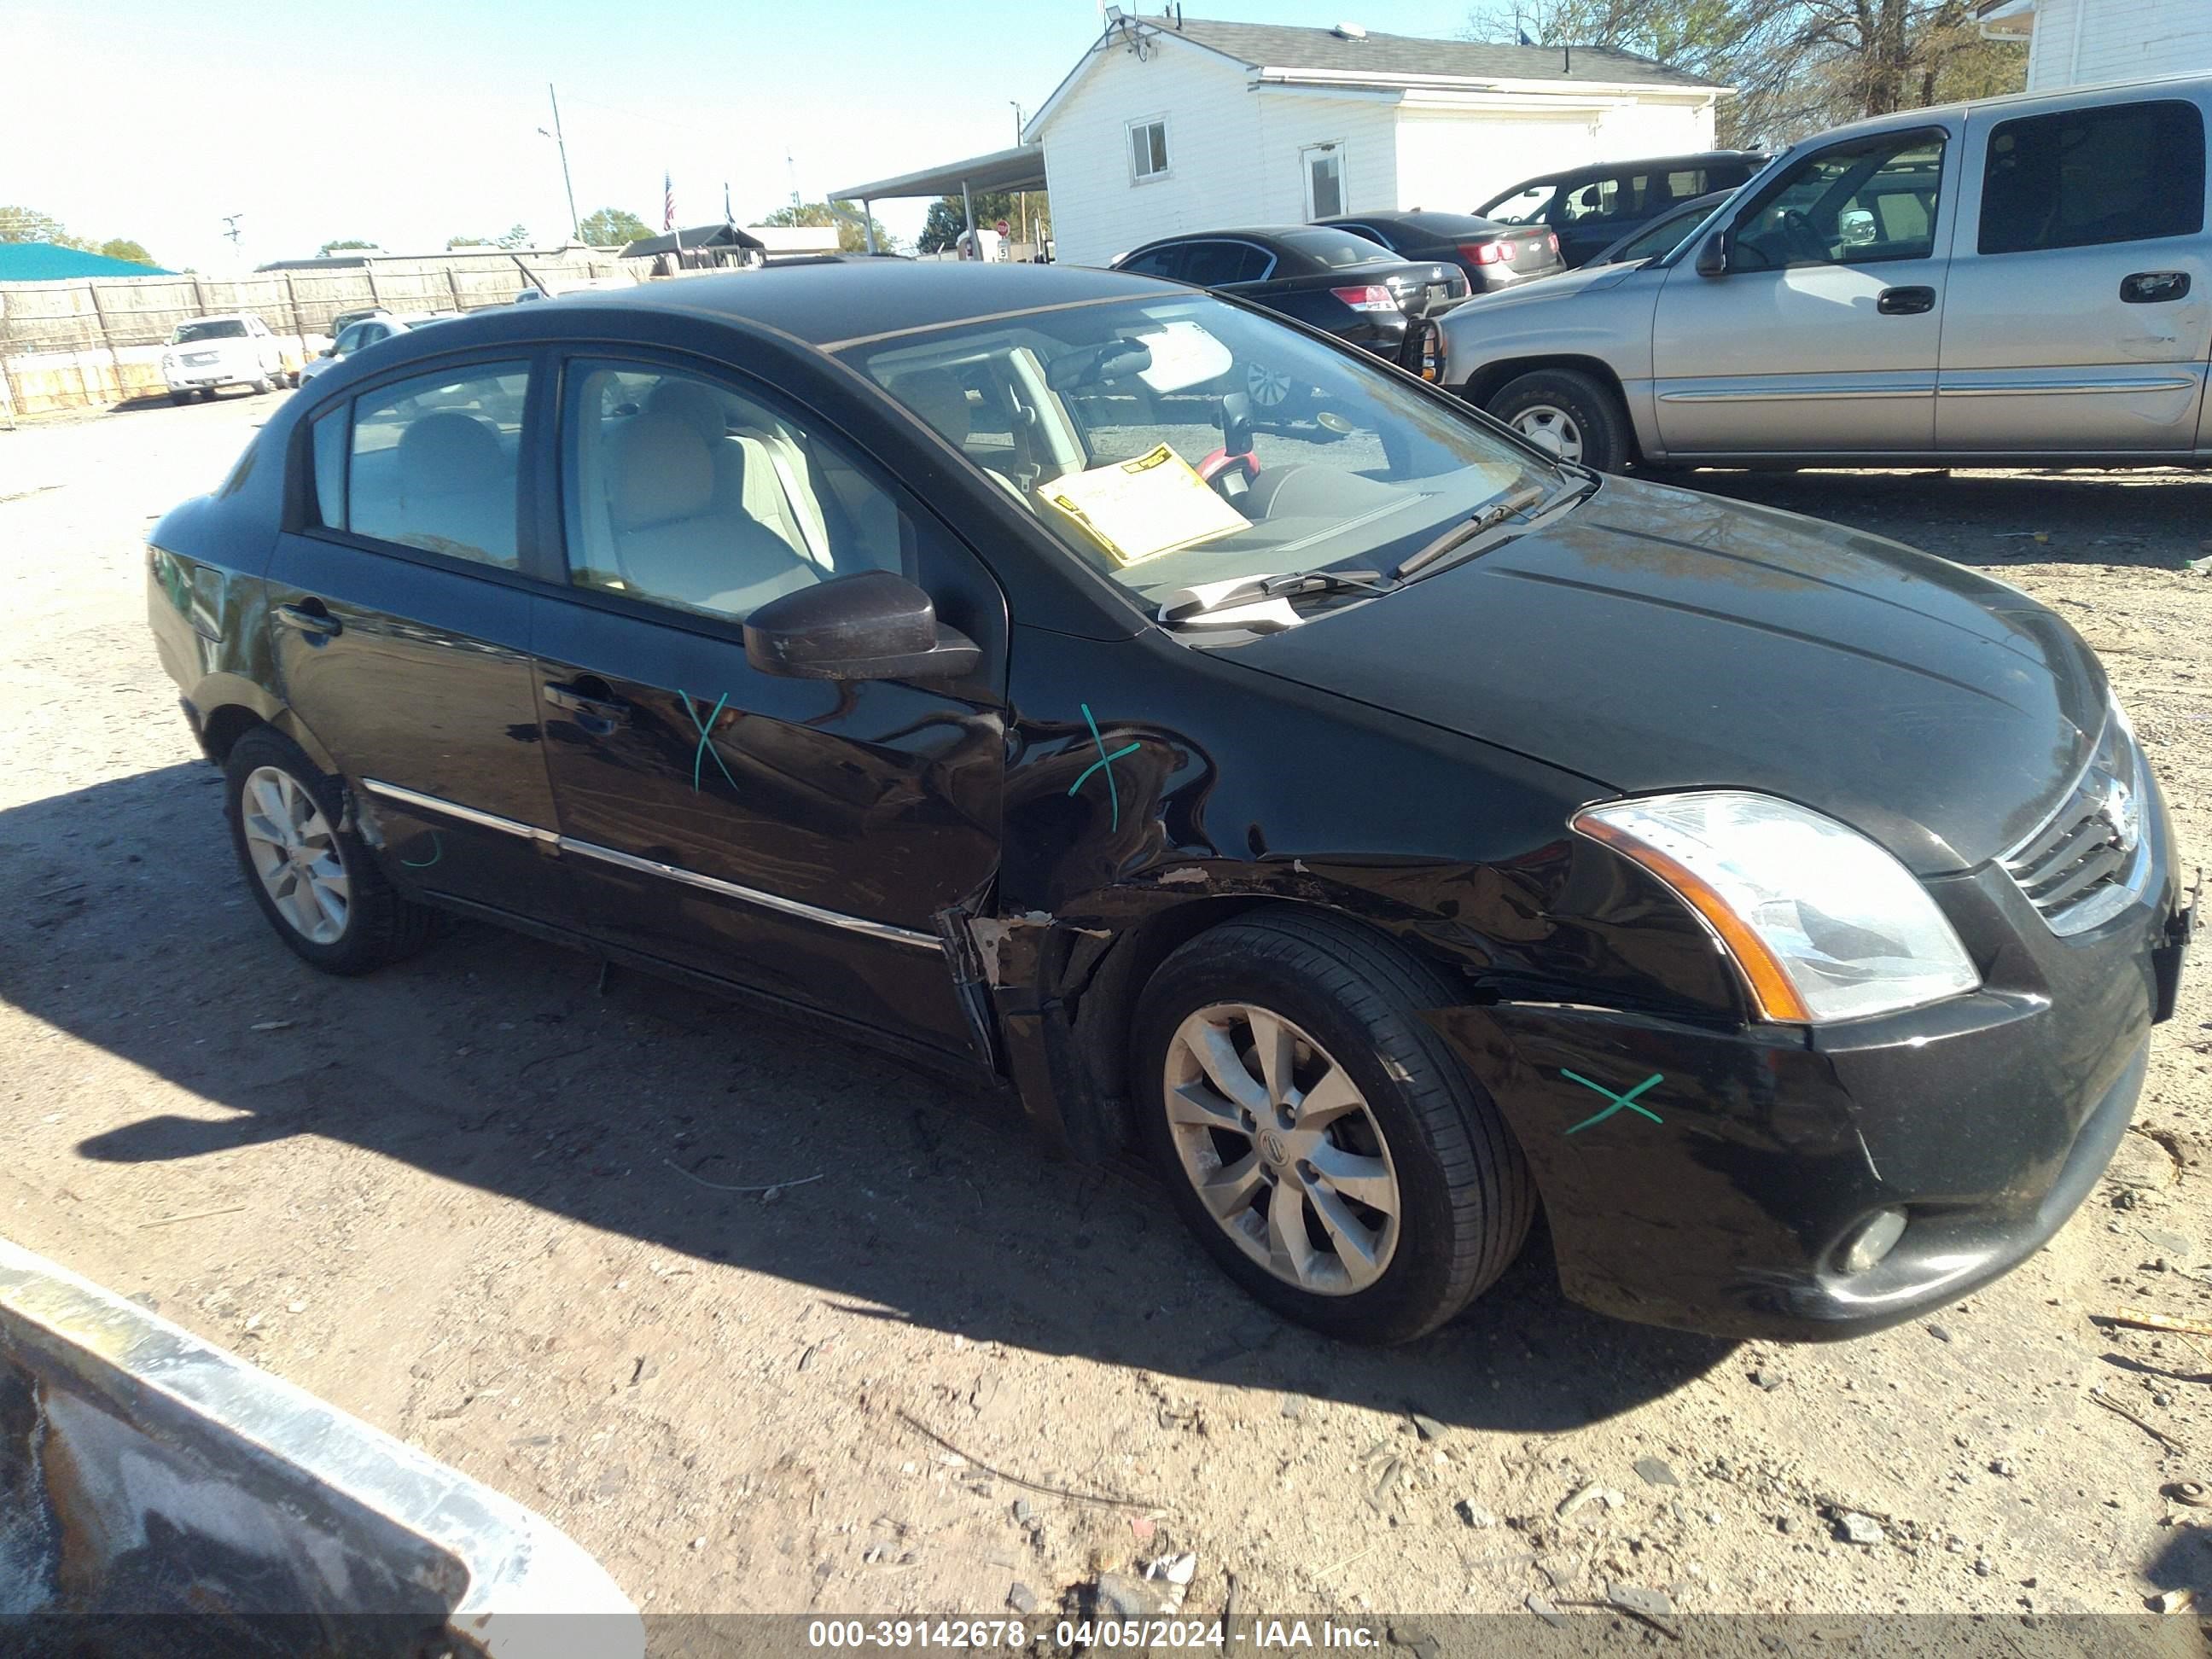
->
[1657,386,1935,404]
[558,837,941,951]
[359,777,559,845]
[1936,376,2202,398]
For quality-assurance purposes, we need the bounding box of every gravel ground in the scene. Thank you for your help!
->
[2,394,2209,1631]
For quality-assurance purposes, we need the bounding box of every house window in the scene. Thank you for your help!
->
[1129,118,1169,182]
[1304,143,1345,218]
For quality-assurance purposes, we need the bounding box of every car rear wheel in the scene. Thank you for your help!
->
[1487,368,1631,472]
[224,727,437,975]
[1134,910,1534,1344]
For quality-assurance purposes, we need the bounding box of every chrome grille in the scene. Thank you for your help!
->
[2000,713,2148,935]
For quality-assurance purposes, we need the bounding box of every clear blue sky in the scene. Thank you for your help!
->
[15,1,1481,271]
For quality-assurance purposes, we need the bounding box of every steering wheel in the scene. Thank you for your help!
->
[1778,208,1831,265]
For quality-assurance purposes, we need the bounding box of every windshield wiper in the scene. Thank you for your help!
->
[1159,568,1394,626]
[1392,484,1549,579]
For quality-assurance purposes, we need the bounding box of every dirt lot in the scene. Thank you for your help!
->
[3,393,2209,1629]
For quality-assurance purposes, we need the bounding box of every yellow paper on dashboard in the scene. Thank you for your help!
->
[1035,444,1246,568]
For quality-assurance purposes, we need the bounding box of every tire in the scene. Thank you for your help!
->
[1133,910,1534,1345]
[252,375,274,395]
[198,387,217,402]
[1487,368,1632,472]
[169,392,189,405]
[224,727,437,975]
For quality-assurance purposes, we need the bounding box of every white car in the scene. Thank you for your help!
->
[161,315,292,403]
[296,312,452,386]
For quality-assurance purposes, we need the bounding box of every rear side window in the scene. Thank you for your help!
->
[344,364,529,568]
[1978,100,2206,255]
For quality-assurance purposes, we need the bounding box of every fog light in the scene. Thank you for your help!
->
[1840,1208,1907,1274]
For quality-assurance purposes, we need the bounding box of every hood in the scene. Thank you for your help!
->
[1233,477,2107,874]
[1443,258,1638,315]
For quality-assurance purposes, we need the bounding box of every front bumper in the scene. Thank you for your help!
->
[1429,809,2191,1342]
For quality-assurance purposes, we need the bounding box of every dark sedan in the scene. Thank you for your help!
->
[1109,225,1464,415]
[148,262,2192,1346]
[1318,210,1563,293]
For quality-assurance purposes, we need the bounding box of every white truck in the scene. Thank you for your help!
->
[161,313,293,403]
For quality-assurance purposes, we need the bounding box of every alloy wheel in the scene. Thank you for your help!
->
[239,765,351,945]
[1245,362,1293,408]
[1162,1003,1400,1295]
[1510,403,1582,462]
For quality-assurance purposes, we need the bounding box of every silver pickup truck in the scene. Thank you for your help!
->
[1436,74,2212,474]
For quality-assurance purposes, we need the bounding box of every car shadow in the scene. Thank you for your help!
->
[1675,466,2211,572]
[0,763,1733,1430]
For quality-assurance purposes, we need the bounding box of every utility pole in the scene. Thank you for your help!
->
[1010,102,1026,253]
[221,214,244,267]
[544,84,579,242]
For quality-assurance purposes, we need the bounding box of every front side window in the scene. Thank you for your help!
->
[345,363,528,568]
[1732,131,1946,271]
[560,360,911,624]
[1555,176,1633,224]
[1129,117,1170,182]
[843,294,1555,614]
[1978,100,2205,255]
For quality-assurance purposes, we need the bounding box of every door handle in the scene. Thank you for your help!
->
[273,602,341,638]
[2121,271,2191,304]
[1877,286,1936,316]
[542,679,630,727]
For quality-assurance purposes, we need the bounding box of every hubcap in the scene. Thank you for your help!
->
[1511,403,1583,462]
[1162,1004,1400,1295]
[1245,363,1293,408]
[240,765,351,945]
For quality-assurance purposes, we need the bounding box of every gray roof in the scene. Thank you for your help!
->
[1158,15,1724,90]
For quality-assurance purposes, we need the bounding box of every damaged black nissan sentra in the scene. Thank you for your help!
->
[148,263,2194,1345]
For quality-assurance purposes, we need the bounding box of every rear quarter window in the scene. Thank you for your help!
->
[1978,99,2207,255]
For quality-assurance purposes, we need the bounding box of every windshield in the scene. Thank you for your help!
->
[1480,183,1555,224]
[841,294,1557,612]
[1276,227,1394,268]
[172,319,247,344]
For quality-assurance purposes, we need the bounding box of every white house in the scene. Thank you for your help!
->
[1023,12,1730,267]
[1976,0,2212,90]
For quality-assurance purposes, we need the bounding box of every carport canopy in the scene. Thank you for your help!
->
[827,144,1047,253]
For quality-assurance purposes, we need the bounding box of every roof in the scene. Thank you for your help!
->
[829,144,1050,203]
[1027,14,1726,137]
[478,260,1163,348]
[0,243,174,281]
[1162,16,1726,89]
[618,222,767,259]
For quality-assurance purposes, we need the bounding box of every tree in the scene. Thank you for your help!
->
[760,200,894,253]
[0,206,94,250]
[317,238,380,257]
[1462,0,2023,147]
[97,238,155,266]
[916,190,1052,255]
[577,207,651,247]
[446,224,533,250]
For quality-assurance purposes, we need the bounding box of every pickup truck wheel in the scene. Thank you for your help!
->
[1488,368,1630,472]
[252,375,274,395]
[168,392,189,406]
[224,728,437,975]
[1134,911,1534,1345]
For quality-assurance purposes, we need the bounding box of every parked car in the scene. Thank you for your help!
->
[1109,226,1464,414]
[1316,211,1564,293]
[147,261,2192,1346]
[1476,150,1769,268]
[1587,189,1734,266]
[329,306,391,338]
[298,312,455,386]
[1441,76,2212,472]
[160,314,293,403]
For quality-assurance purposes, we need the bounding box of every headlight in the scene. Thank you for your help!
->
[1572,790,1979,1023]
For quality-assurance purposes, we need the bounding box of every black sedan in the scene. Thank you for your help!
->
[148,262,2192,1345]
[1110,225,1464,413]
[1318,210,1563,293]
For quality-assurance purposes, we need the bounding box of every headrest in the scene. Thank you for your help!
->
[608,411,713,530]
[643,378,731,448]
[889,370,970,446]
[396,413,503,497]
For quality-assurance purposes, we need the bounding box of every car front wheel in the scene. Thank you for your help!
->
[1134,911,1534,1345]
[1487,367,1631,472]
[224,727,436,975]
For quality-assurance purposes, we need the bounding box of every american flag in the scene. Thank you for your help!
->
[662,171,675,232]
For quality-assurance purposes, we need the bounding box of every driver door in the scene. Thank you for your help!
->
[1651,125,1958,457]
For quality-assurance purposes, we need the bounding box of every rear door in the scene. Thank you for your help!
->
[266,355,573,923]
[1938,93,2210,453]
[528,350,1007,1058]
[1652,125,1957,456]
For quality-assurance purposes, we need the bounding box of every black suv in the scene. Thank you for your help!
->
[1477,150,1770,267]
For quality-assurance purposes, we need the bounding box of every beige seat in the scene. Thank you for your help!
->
[354,412,517,565]
[603,410,818,618]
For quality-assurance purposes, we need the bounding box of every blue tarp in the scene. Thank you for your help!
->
[0,243,174,280]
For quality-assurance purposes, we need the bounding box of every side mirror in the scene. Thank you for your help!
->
[744,571,980,682]
[1694,230,1729,278]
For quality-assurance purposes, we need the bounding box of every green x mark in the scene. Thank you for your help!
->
[1558,1069,1666,1135]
